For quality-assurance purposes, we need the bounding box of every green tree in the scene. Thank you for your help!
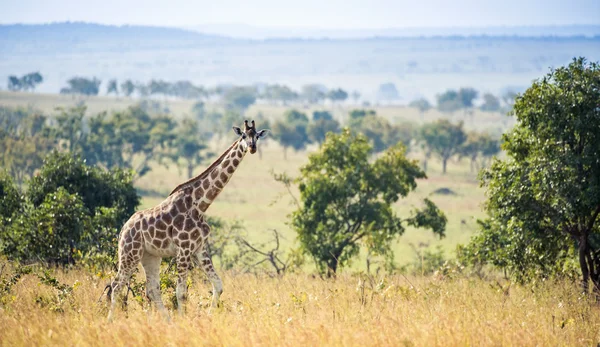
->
[107,79,118,96]
[7,76,21,91]
[27,151,139,225]
[21,72,43,91]
[0,171,22,225]
[301,84,326,104]
[461,132,500,173]
[420,120,467,174]
[82,105,177,180]
[377,83,399,101]
[61,77,101,96]
[172,117,212,178]
[480,93,501,112]
[1,152,139,265]
[461,58,600,291]
[436,89,462,112]
[223,87,257,113]
[457,87,478,108]
[409,98,432,119]
[272,109,310,159]
[120,80,135,97]
[307,111,340,144]
[284,130,446,276]
[327,88,348,103]
[264,84,298,105]
[54,105,86,152]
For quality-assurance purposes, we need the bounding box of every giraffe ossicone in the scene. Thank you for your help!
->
[107,120,269,321]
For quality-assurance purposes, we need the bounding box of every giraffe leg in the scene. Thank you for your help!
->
[108,228,143,321]
[108,258,140,321]
[141,253,169,320]
[176,249,191,316]
[197,248,223,308]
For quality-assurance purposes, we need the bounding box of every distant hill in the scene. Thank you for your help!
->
[186,24,600,40]
[1,22,599,101]
[0,22,231,54]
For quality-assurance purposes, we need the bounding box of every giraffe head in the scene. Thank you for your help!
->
[232,120,269,154]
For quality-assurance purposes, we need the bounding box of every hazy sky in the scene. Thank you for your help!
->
[1,0,599,28]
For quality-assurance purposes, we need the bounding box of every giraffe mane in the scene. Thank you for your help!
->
[168,138,241,196]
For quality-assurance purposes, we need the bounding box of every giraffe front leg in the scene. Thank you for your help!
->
[176,250,191,316]
[197,248,223,309]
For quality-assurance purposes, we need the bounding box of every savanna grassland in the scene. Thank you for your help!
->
[2,91,599,346]
[1,265,599,346]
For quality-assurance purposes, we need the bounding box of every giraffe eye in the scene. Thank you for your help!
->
[242,133,247,139]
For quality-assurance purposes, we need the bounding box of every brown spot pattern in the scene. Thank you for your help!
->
[184,218,195,231]
[210,170,218,180]
[199,201,209,212]
[173,215,184,230]
[194,187,204,199]
[214,180,224,189]
[232,159,240,166]
[206,187,219,200]
[220,172,229,182]
[155,219,167,230]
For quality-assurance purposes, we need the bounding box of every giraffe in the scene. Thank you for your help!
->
[107,120,268,321]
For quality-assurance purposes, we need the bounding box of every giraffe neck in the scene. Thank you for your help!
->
[185,140,247,214]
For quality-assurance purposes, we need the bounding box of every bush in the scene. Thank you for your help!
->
[0,152,140,266]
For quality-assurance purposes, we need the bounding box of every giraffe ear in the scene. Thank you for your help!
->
[233,126,243,136]
[257,129,269,139]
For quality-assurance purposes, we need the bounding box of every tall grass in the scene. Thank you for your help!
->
[1,267,598,346]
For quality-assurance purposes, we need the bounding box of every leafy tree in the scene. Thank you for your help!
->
[272,109,310,159]
[301,84,327,104]
[0,171,22,225]
[22,72,43,91]
[61,77,101,96]
[480,93,501,112]
[107,79,118,96]
[148,79,172,96]
[283,129,446,276]
[460,132,500,173]
[347,109,410,152]
[436,90,462,112]
[27,151,139,225]
[307,111,340,144]
[171,117,212,178]
[7,72,43,92]
[0,108,55,186]
[223,87,257,113]
[54,105,86,152]
[409,98,432,118]
[420,120,467,174]
[83,105,177,179]
[457,87,478,108]
[377,83,400,101]
[264,84,298,105]
[1,152,139,265]
[327,88,348,103]
[120,80,135,97]
[460,58,600,291]
[7,76,21,91]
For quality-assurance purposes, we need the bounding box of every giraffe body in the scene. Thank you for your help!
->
[107,121,267,321]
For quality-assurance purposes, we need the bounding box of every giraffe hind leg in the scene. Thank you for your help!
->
[107,229,143,321]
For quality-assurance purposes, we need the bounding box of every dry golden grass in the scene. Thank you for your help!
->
[1,267,598,346]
